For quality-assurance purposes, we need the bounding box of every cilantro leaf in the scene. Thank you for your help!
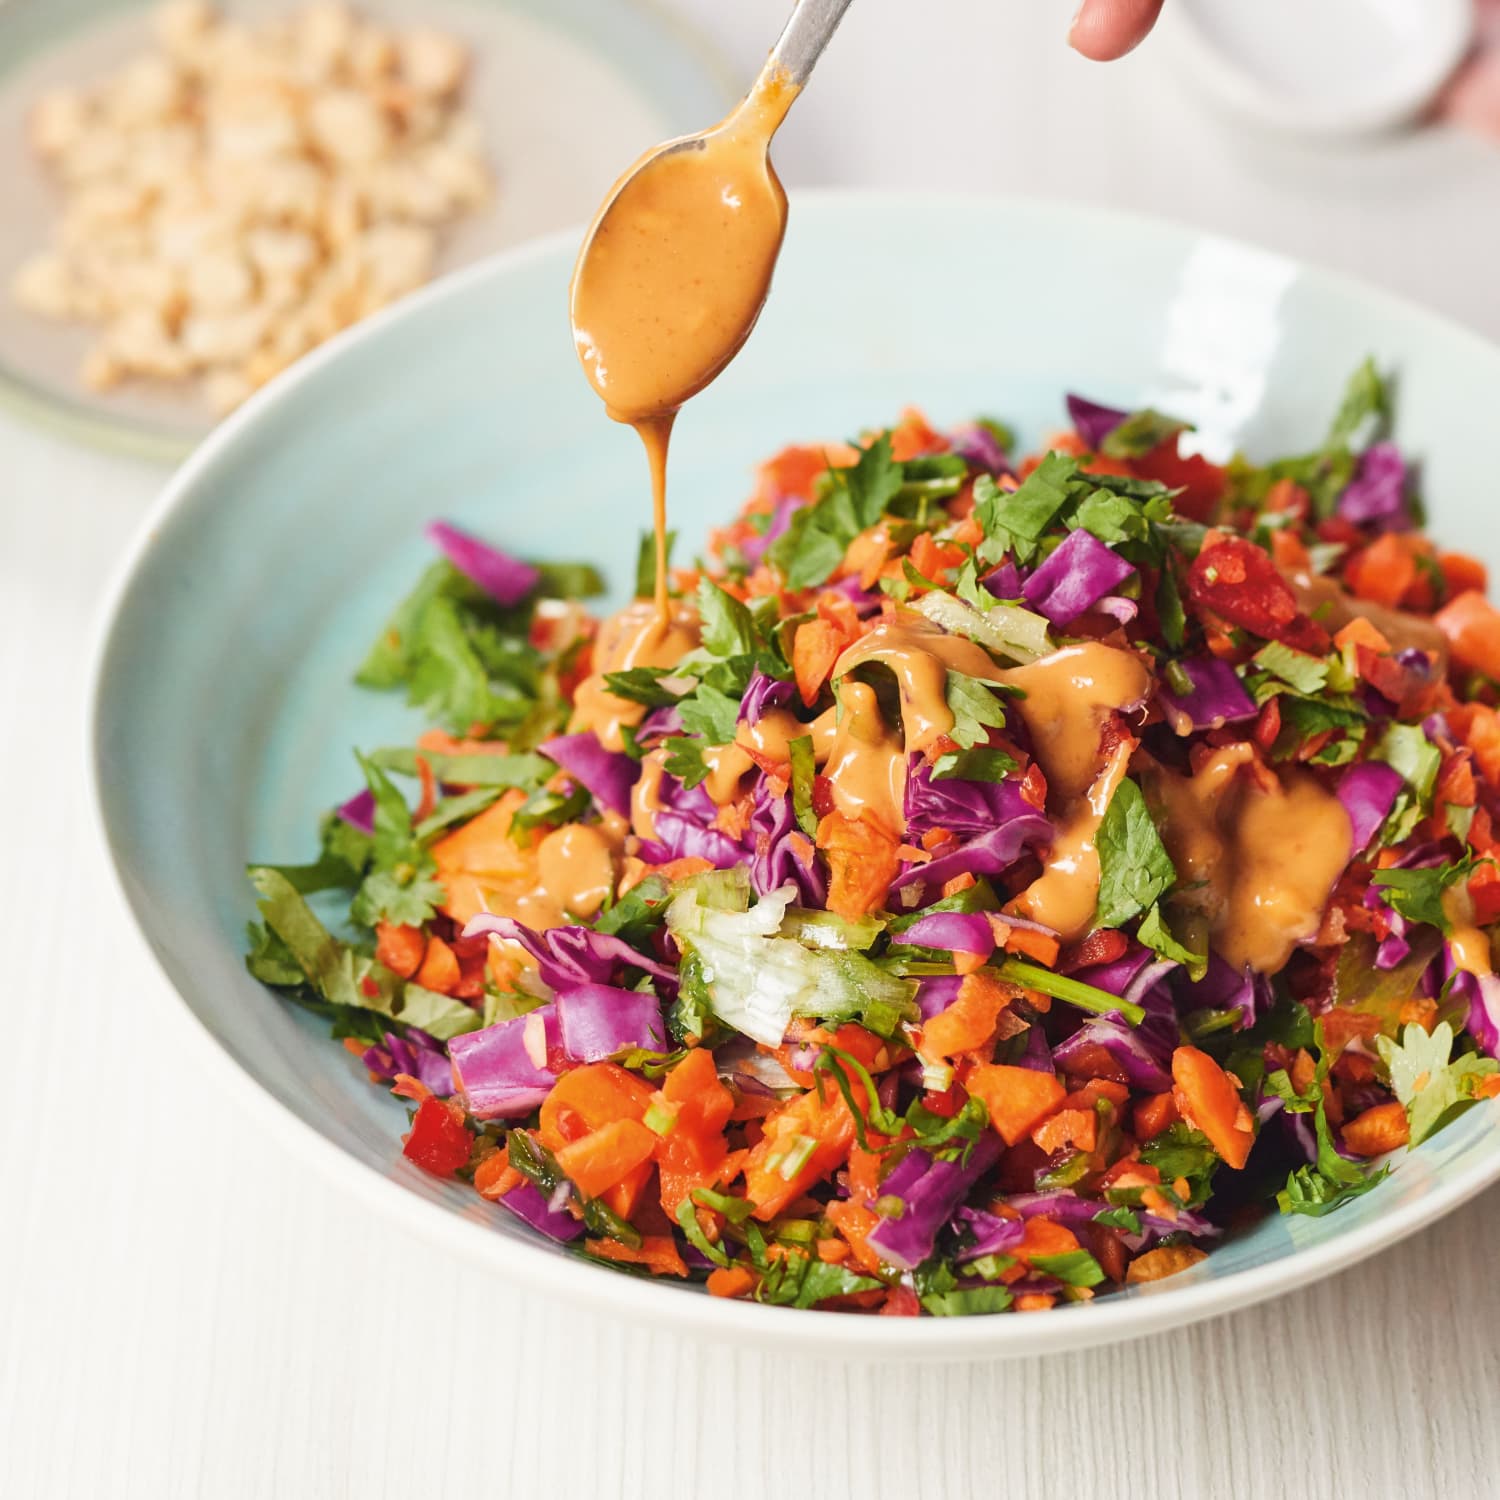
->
[1326,356,1390,452]
[1377,1020,1500,1146]
[944,670,1010,749]
[914,1260,1013,1317]
[1029,1249,1107,1288]
[1138,903,1207,982]
[930,747,1019,783]
[601,666,689,708]
[1253,640,1329,695]
[635,528,676,600]
[1093,1206,1141,1234]
[350,866,447,927]
[1371,857,1476,933]
[756,1252,883,1309]
[697,578,760,658]
[1277,1162,1386,1217]
[843,432,903,529]
[975,453,1078,565]
[662,736,709,790]
[789,735,818,837]
[1095,778,1177,929]
[1100,409,1191,459]
[1135,1124,1218,1206]
[349,752,445,927]
[677,683,741,746]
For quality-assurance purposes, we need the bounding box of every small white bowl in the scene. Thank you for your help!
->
[1165,0,1473,139]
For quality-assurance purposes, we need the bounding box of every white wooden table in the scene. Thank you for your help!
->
[9,4,1500,1496]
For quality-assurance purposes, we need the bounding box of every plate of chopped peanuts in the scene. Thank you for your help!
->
[0,0,731,460]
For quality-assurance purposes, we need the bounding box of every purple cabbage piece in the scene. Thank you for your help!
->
[1443,954,1500,1057]
[1066,394,1129,451]
[1337,761,1404,854]
[637,704,683,741]
[496,1181,584,1242]
[1058,949,1180,1086]
[739,670,796,727]
[1337,442,1412,532]
[1174,951,1270,1031]
[556,982,666,1061]
[448,1006,559,1119]
[901,910,995,956]
[1093,595,1139,627]
[950,423,1011,475]
[337,787,375,834]
[891,786,1052,898]
[426,520,540,606]
[1016,1020,1055,1073]
[1004,1191,1106,1227]
[865,1134,1001,1271]
[1376,932,1411,969]
[905,762,1035,840]
[747,781,827,906]
[636,810,744,870]
[462,914,677,992]
[1021,528,1135,627]
[916,975,964,1021]
[982,561,1025,601]
[825,573,884,617]
[953,1206,1025,1261]
[1052,1016,1172,1091]
[362,1030,453,1096]
[539,731,637,818]
[1158,658,1256,735]
[740,494,800,568]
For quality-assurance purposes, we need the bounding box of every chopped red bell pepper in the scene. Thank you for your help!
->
[402,1095,473,1177]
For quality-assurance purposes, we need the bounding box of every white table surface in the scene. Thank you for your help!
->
[9,3,1500,1497]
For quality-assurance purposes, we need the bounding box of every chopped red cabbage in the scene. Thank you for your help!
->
[636,809,744,870]
[748,781,827,906]
[462,913,677,992]
[865,1134,1000,1270]
[337,787,376,834]
[902,910,996,958]
[1337,761,1405,853]
[893,781,1051,900]
[1021,528,1135,626]
[496,1180,584,1242]
[1158,658,1256,734]
[1337,442,1411,532]
[1066,393,1129,451]
[952,1205,1025,1261]
[557,981,666,1061]
[361,1029,453,1095]
[426,520,540,606]
[982,561,1025,601]
[448,1006,559,1118]
[915,975,964,1020]
[905,761,1036,839]
[739,494,800,568]
[540,732,638,818]
[950,423,1011,475]
[739,670,796,726]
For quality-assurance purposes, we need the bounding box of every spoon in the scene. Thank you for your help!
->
[568,0,853,620]
[569,0,855,426]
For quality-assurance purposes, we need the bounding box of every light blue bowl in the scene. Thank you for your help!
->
[91,192,1500,1357]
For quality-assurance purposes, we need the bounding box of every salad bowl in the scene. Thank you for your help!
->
[91,191,1500,1357]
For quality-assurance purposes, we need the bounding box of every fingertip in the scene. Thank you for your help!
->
[1068,0,1165,62]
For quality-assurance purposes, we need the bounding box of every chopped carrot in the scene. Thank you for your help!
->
[920,971,1012,1059]
[1436,590,1500,680]
[390,1072,431,1103]
[413,753,437,821]
[474,1154,523,1201]
[1126,1244,1208,1284]
[742,1079,859,1221]
[792,618,847,707]
[1031,1107,1096,1155]
[706,1265,756,1298]
[555,1118,659,1202]
[1170,1046,1255,1169]
[1015,1217,1079,1262]
[815,1238,851,1264]
[942,872,978,899]
[889,407,948,461]
[1289,1047,1317,1097]
[375,921,427,979]
[1440,551,1488,599]
[966,1064,1066,1147]
[1475,1075,1500,1100]
[414,934,460,993]
[656,1047,735,1214]
[541,1063,657,1214]
[1133,1090,1179,1141]
[1345,532,1419,608]
[991,917,1061,967]
[825,1199,884,1275]
[644,856,715,882]
[1333,616,1393,655]
[1450,702,1500,786]
[816,811,901,920]
[587,1235,688,1278]
[1014,1293,1058,1312]
[1341,1101,1410,1156]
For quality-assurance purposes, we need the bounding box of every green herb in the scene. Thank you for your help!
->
[1376,1021,1500,1147]
[349,752,446,927]
[1093,1206,1142,1234]
[635,528,677,600]
[944,670,1010,749]
[368,746,549,787]
[593,875,671,942]
[789,735,819,837]
[1137,903,1208,983]
[1135,1124,1219,1206]
[1371,856,1475,934]
[929,747,1019,783]
[913,1260,1013,1317]
[1326,356,1389,451]
[1253,641,1329,695]
[601,666,689,708]
[507,1131,642,1247]
[996,957,1145,1026]
[661,736,709,789]
[697,578,760,658]
[1094,778,1177,929]
[677,683,741,746]
[1029,1249,1106,1287]
[1100,409,1191,459]
[975,453,1076,565]
[757,1250,884,1308]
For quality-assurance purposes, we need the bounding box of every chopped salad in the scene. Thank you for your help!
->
[248,363,1500,1315]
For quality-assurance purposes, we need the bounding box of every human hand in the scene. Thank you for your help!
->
[1069,0,1166,60]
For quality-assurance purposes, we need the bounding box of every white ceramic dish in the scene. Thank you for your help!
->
[90,191,1500,1358]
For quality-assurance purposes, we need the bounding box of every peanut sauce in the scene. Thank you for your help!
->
[570,69,798,620]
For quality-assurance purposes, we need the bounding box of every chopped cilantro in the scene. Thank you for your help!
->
[789,734,818,837]
[1377,1021,1500,1147]
[1371,857,1476,933]
[1100,409,1191,459]
[1095,778,1177,929]
[930,746,1019,783]
[944,670,1010,749]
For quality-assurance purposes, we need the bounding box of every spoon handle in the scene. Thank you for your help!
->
[767,0,854,87]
